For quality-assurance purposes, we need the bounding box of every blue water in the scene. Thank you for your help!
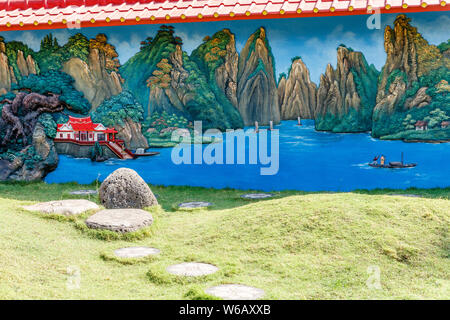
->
[45,120,450,191]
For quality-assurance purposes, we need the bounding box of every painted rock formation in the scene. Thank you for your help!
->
[372,14,450,139]
[278,58,317,119]
[115,118,149,150]
[191,29,238,107]
[0,122,58,181]
[0,39,37,94]
[62,36,122,109]
[237,27,280,126]
[315,45,379,132]
[121,25,243,130]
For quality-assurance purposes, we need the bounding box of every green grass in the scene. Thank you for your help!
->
[0,182,448,299]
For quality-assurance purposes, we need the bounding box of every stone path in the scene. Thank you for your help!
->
[241,193,274,199]
[178,202,213,209]
[22,199,99,216]
[85,209,153,233]
[114,247,160,258]
[389,194,422,198]
[166,262,218,276]
[69,189,97,196]
[205,284,265,300]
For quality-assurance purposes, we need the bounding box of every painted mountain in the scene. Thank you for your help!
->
[372,15,450,141]
[120,25,243,131]
[278,57,317,120]
[237,27,280,126]
[315,45,379,132]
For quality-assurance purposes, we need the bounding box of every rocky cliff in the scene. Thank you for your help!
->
[237,27,280,126]
[191,29,238,108]
[115,118,149,150]
[62,47,122,109]
[0,39,37,94]
[121,25,243,130]
[315,45,379,132]
[372,15,450,139]
[0,123,58,181]
[278,58,317,119]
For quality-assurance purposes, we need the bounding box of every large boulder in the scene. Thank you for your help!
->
[99,168,158,209]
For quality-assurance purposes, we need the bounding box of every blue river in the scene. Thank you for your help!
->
[45,120,450,191]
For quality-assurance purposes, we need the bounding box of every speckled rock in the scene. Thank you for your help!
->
[85,209,153,232]
[99,168,158,209]
[22,199,99,216]
[205,284,265,300]
[114,247,160,258]
[166,262,218,277]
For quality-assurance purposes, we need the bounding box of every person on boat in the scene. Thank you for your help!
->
[380,155,385,166]
[371,155,379,165]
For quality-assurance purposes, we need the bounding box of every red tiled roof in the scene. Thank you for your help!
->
[57,115,117,132]
[415,120,428,126]
[0,0,448,31]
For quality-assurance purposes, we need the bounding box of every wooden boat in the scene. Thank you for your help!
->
[132,151,160,157]
[369,162,417,169]
[368,152,416,168]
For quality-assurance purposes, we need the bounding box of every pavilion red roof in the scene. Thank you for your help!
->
[0,0,447,31]
[57,115,117,132]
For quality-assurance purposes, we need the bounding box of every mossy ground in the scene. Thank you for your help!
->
[0,181,448,299]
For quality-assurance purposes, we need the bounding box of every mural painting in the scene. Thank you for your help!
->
[0,12,448,190]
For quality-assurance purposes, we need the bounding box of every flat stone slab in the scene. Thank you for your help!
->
[85,209,153,233]
[166,262,218,277]
[178,202,212,209]
[205,284,265,300]
[69,189,97,196]
[389,194,422,198]
[241,193,274,199]
[114,246,160,258]
[22,199,99,216]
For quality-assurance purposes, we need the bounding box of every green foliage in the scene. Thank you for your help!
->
[278,72,287,84]
[424,108,449,128]
[373,65,450,139]
[182,52,243,130]
[35,34,65,72]
[38,113,57,139]
[0,146,43,170]
[90,91,144,127]
[143,111,188,132]
[437,39,450,52]
[385,69,407,93]
[247,59,268,80]
[402,114,416,131]
[315,51,379,132]
[63,33,90,62]
[13,71,90,114]
[120,25,178,114]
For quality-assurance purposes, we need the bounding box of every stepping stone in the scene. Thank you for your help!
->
[166,262,218,277]
[205,284,265,300]
[22,199,99,216]
[241,193,274,199]
[389,194,422,198]
[69,189,97,196]
[85,209,153,233]
[178,202,212,209]
[114,246,160,258]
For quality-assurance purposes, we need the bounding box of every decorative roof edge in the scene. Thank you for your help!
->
[0,1,448,32]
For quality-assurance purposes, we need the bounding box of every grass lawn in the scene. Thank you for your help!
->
[0,182,448,299]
